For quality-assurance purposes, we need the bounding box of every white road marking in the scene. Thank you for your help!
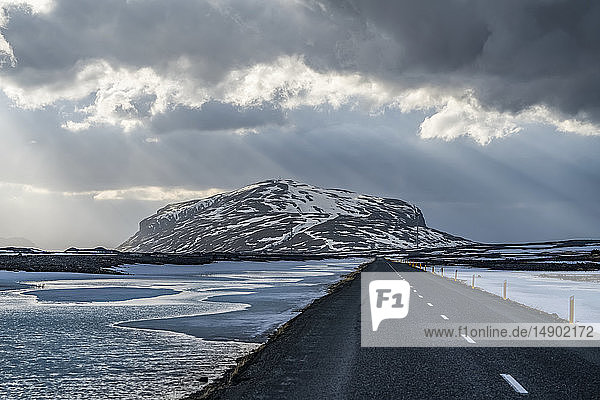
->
[461,334,476,344]
[440,314,449,320]
[385,261,403,278]
[427,302,433,307]
[418,295,423,298]
[413,289,417,293]
[500,374,528,394]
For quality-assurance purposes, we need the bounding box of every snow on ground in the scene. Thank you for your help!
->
[445,266,600,324]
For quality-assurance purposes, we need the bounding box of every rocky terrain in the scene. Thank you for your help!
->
[0,247,363,275]
[396,239,600,270]
[0,248,212,274]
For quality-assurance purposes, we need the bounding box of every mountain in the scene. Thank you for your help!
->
[118,179,471,253]
[0,237,37,248]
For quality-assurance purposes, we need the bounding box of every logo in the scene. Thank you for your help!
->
[369,279,411,331]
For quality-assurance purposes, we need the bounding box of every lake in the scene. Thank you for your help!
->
[0,259,366,399]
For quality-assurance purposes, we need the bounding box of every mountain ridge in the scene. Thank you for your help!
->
[118,179,471,253]
[0,237,37,248]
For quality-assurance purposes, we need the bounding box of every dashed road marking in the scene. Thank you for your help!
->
[427,302,433,307]
[461,334,476,344]
[385,261,403,278]
[418,295,423,298]
[413,289,417,293]
[440,314,449,320]
[500,374,528,394]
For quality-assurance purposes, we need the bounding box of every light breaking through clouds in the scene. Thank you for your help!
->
[0,0,598,248]
[0,182,224,202]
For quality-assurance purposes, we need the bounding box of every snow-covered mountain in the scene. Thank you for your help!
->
[118,180,470,253]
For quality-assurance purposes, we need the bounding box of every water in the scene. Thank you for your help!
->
[0,259,365,399]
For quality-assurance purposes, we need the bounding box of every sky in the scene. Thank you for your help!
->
[0,0,599,250]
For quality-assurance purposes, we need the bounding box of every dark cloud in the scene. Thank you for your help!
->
[2,0,342,83]
[323,0,490,72]
[2,0,599,131]
[150,102,285,133]
[324,0,600,121]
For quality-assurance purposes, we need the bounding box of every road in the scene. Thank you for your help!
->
[197,258,600,399]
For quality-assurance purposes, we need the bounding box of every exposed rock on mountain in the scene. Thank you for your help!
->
[118,180,470,253]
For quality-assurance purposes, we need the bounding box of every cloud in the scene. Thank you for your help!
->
[88,186,224,202]
[2,58,204,131]
[0,181,224,202]
[0,0,598,143]
[0,53,392,133]
[0,0,54,66]
[323,0,600,140]
[0,181,51,196]
[218,55,390,110]
[418,94,522,145]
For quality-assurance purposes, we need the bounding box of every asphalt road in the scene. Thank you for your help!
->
[198,258,600,399]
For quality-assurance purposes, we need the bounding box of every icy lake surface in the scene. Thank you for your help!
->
[0,259,366,399]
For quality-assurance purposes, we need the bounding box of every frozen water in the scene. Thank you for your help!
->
[0,258,366,399]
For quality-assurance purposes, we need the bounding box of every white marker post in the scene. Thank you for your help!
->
[569,295,575,324]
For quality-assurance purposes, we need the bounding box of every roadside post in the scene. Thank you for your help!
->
[569,295,575,324]
[454,270,457,281]
[503,280,507,300]
[471,274,475,289]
